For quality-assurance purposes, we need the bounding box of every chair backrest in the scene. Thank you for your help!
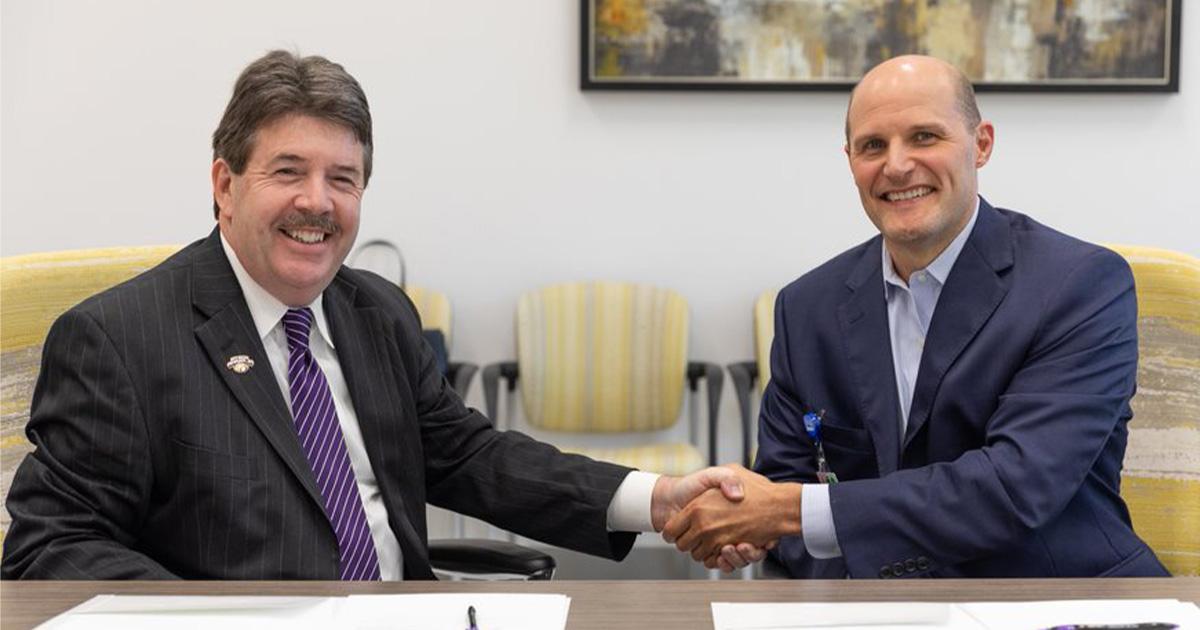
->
[1,245,180,538]
[753,289,778,394]
[1107,244,1200,577]
[403,285,452,345]
[515,281,689,432]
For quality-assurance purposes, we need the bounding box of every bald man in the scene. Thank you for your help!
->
[663,56,1168,579]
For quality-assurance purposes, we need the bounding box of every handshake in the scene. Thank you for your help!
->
[650,464,803,573]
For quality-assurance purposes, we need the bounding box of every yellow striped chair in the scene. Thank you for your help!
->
[1107,245,1200,576]
[727,289,778,467]
[1,245,181,542]
[482,281,723,477]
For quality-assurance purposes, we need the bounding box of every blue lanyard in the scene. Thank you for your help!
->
[803,410,838,484]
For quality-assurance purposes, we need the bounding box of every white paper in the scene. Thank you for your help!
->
[711,602,986,630]
[345,593,571,630]
[36,595,342,630]
[712,600,1200,630]
[37,593,571,630]
[961,599,1200,630]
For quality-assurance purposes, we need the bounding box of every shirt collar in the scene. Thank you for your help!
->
[882,196,980,291]
[219,232,336,348]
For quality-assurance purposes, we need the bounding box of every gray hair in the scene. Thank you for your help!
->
[211,50,372,217]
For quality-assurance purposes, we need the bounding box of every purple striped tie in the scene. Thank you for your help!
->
[282,307,381,580]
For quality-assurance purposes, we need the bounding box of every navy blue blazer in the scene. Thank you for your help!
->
[756,200,1168,579]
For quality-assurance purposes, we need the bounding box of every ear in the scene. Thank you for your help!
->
[211,159,234,218]
[973,121,995,169]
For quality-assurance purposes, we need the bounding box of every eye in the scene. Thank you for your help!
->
[860,138,885,152]
[913,131,937,142]
[274,167,300,176]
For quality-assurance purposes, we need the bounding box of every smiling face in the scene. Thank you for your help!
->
[845,56,993,277]
[213,114,364,306]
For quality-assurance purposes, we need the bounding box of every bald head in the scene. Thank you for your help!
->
[845,55,981,143]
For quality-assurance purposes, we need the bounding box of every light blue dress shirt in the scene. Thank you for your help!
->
[800,198,980,559]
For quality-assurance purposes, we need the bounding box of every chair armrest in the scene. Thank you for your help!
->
[446,362,479,398]
[687,361,724,466]
[481,361,519,422]
[428,538,556,580]
[726,361,759,468]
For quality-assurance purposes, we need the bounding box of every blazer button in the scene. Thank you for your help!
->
[879,565,893,579]
[917,556,930,570]
[892,561,905,576]
[904,559,917,573]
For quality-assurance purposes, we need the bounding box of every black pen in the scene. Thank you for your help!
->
[1046,619,1176,624]
[467,604,479,630]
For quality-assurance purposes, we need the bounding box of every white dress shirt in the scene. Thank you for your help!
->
[799,198,980,559]
[219,236,658,579]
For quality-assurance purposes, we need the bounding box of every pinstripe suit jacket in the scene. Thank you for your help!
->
[2,229,636,579]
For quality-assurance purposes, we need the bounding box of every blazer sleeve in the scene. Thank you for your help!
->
[756,289,821,484]
[757,287,849,578]
[395,297,638,561]
[1,309,178,579]
[828,248,1138,578]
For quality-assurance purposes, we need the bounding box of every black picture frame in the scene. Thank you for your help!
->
[580,0,1182,93]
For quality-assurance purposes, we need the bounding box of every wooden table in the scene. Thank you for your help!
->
[3,578,1198,629]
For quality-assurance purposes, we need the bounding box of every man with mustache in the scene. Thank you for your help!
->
[1,50,744,580]
[664,55,1168,579]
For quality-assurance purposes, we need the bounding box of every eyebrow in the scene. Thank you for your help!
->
[910,122,951,135]
[329,163,362,178]
[267,153,306,166]
[851,122,952,147]
[267,153,362,178]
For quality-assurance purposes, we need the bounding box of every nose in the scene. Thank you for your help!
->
[882,144,914,180]
[294,173,334,213]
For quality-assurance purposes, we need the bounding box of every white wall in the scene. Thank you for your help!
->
[4,1,1199,469]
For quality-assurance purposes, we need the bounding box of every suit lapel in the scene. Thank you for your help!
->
[323,275,433,579]
[903,200,1015,449]
[190,229,327,513]
[837,238,902,476]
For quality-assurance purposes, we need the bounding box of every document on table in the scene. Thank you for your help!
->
[711,602,980,630]
[35,596,342,630]
[711,599,1200,630]
[959,599,1200,629]
[36,593,571,630]
[346,593,571,630]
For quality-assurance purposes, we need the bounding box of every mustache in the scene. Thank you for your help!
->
[276,213,340,234]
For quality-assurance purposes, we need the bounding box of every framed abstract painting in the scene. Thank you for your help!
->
[581,0,1182,92]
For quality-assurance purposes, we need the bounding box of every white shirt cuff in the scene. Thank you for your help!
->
[606,471,661,532]
[801,483,843,559]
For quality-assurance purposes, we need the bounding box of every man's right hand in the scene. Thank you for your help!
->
[662,464,801,569]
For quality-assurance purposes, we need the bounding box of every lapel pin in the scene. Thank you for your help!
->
[226,355,255,374]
